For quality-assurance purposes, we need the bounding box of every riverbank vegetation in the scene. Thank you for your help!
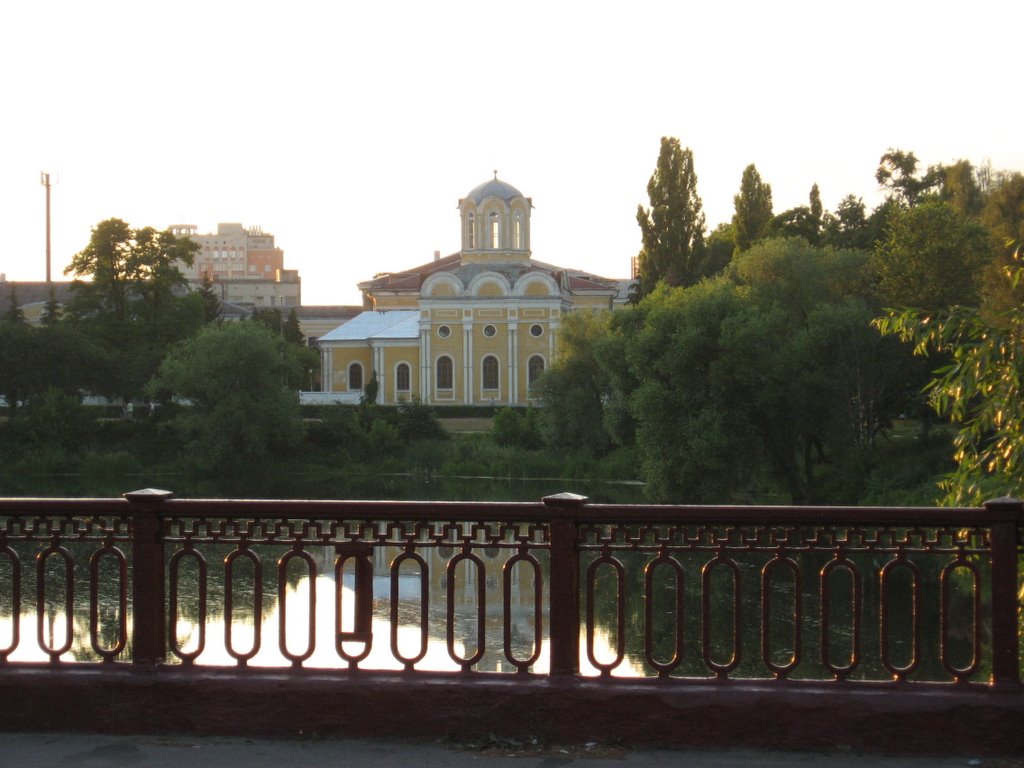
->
[1,145,1021,505]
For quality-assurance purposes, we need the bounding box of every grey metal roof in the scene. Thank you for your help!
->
[464,176,524,205]
[319,310,420,342]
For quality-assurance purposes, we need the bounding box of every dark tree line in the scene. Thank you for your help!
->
[0,218,317,473]
[546,140,1024,504]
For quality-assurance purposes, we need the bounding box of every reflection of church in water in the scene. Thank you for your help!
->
[319,174,629,405]
[315,532,544,673]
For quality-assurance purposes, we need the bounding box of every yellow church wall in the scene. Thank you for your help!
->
[517,321,550,400]
[430,321,464,403]
[380,345,420,403]
[331,347,372,392]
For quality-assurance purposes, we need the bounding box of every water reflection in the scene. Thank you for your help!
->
[0,525,992,682]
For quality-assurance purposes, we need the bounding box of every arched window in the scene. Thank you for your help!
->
[396,362,410,392]
[488,211,500,249]
[513,211,523,249]
[436,356,454,390]
[466,213,475,249]
[348,362,364,391]
[527,355,545,388]
[482,355,499,390]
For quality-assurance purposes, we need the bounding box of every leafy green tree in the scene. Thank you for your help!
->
[871,200,990,309]
[979,172,1024,313]
[147,321,304,471]
[0,319,33,412]
[620,281,757,501]
[251,307,318,389]
[393,396,447,441]
[635,137,706,296]
[768,184,823,245]
[822,195,873,250]
[18,387,97,456]
[703,222,737,277]
[63,218,205,403]
[491,407,543,449]
[64,219,197,322]
[536,310,614,454]
[875,254,1024,503]
[941,159,984,218]
[618,238,920,503]
[875,149,942,206]
[732,164,773,252]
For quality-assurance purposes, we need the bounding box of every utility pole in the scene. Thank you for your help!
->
[40,172,52,283]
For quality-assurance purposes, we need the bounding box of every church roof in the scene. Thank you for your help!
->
[463,176,525,205]
[319,310,420,342]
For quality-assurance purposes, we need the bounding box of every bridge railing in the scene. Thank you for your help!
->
[0,490,1020,688]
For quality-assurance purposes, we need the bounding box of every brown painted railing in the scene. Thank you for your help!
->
[1,489,1023,753]
[0,490,1020,688]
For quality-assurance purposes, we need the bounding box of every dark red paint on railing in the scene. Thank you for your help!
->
[0,492,1020,691]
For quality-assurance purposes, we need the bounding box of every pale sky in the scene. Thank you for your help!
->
[2,1,1021,306]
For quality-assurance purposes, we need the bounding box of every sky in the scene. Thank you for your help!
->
[2,1,1022,307]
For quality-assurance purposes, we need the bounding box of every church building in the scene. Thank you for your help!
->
[318,175,628,405]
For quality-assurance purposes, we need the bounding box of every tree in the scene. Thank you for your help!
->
[3,283,26,324]
[147,321,304,471]
[978,172,1024,312]
[941,160,984,218]
[703,223,737,277]
[809,183,823,231]
[0,319,33,412]
[196,273,221,323]
[769,184,824,245]
[40,286,62,326]
[64,219,197,323]
[731,164,773,252]
[283,308,305,346]
[63,218,205,403]
[620,280,757,501]
[536,310,614,454]
[875,149,942,207]
[875,253,1024,504]
[822,195,872,251]
[871,200,990,310]
[635,137,706,297]
[618,238,920,504]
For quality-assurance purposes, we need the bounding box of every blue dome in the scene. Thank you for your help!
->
[465,175,524,205]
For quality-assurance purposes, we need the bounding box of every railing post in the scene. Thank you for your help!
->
[544,492,587,678]
[125,488,173,666]
[984,496,1022,689]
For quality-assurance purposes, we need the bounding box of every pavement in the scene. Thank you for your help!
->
[0,733,1021,768]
